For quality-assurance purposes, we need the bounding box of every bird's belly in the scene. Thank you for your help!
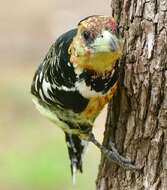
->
[32,97,67,128]
[31,81,117,133]
[32,96,92,134]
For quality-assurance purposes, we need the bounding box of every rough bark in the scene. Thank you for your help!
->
[96,0,167,189]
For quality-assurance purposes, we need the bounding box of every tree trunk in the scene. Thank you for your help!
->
[96,0,167,189]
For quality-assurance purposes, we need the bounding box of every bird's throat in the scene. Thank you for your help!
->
[71,51,121,73]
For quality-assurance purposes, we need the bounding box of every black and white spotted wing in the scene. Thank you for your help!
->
[31,29,89,113]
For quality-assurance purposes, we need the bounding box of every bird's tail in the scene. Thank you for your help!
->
[65,133,88,184]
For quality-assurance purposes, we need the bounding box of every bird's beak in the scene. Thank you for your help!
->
[90,30,122,53]
[109,33,120,51]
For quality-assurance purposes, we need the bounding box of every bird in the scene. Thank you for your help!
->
[31,15,137,182]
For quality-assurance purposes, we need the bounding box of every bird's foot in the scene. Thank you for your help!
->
[103,143,139,170]
[88,133,140,171]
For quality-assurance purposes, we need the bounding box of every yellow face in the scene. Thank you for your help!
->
[69,15,123,73]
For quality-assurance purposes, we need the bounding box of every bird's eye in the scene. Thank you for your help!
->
[82,31,91,41]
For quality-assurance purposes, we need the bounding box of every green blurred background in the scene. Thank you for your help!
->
[0,1,110,189]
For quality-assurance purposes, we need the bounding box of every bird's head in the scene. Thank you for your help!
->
[69,15,123,73]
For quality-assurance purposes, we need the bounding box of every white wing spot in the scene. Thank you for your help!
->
[42,79,53,100]
[75,80,102,98]
[35,75,39,91]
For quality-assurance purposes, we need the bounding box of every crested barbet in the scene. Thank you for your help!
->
[31,15,137,182]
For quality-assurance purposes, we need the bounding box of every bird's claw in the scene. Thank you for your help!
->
[104,145,140,171]
[88,133,140,171]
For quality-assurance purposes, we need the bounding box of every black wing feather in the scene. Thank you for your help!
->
[31,29,89,113]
